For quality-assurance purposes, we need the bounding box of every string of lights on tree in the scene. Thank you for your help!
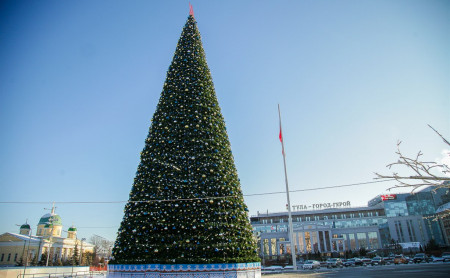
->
[110,15,260,264]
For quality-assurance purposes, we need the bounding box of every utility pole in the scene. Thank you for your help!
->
[23,228,32,278]
[45,204,56,266]
[79,238,86,265]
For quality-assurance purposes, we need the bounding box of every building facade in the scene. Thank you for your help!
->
[0,207,94,267]
[436,202,450,246]
[250,187,448,261]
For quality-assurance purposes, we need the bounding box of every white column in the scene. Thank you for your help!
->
[354,233,359,249]
[268,240,272,256]
[376,230,382,249]
[365,233,370,249]
[324,231,329,252]
[38,244,44,260]
[329,234,333,252]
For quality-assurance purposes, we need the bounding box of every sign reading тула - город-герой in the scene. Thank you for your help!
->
[292,201,351,211]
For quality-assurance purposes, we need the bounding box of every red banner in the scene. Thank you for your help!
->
[381,194,397,201]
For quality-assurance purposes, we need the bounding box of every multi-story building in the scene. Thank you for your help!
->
[436,202,450,246]
[250,187,448,261]
[0,206,94,267]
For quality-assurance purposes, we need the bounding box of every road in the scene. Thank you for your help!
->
[262,262,450,278]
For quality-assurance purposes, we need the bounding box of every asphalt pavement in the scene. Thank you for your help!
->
[262,262,450,278]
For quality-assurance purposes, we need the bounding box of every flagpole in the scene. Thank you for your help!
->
[278,104,297,271]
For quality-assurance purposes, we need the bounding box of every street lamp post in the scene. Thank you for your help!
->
[45,216,55,267]
[71,233,77,277]
[23,228,32,278]
[79,238,86,265]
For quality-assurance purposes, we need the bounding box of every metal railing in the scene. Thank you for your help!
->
[17,271,106,278]
[107,270,260,277]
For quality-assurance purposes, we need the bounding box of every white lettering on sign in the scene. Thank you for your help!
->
[292,201,351,211]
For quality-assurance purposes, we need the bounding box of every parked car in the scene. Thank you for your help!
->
[413,253,432,263]
[394,255,408,264]
[442,252,450,262]
[327,258,343,268]
[262,265,283,272]
[302,260,321,269]
[343,258,355,267]
[371,257,386,266]
[343,258,363,267]
[383,257,393,265]
[430,255,444,262]
[360,257,372,265]
[354,257,364,266]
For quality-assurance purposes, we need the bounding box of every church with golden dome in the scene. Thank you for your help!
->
[0,205,94,267]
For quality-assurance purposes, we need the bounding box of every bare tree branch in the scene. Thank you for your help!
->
[375,126,450,192]
[428,124,450,146]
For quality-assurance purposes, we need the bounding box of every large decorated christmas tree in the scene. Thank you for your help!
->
[111,14,259,265]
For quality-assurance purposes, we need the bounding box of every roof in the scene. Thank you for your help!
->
[38,213,62,225]
[0,232,42,243]
[436,202,450,214]
[20,223,31,229]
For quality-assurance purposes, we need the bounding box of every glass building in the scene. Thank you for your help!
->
[250,187,448,261]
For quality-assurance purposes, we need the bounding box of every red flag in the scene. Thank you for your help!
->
[189,3,194,17]
[279,127,285,156]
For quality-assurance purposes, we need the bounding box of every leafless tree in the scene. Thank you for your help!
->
[375,125,450,193]
[89,235,113,260]
[100,238,113,259]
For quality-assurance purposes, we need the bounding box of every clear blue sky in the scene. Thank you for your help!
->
[1,0,449,242]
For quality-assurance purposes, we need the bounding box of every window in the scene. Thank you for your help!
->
[406,220,417,242]
[278,225,288,232]
[368,232,378,249]
[305,232,311,252]
[1,254,4,261]
[271,238,277,255]
[14,253,18,261]
[263,239,269,255]
[418,221,425,241]
[7,253,11,261]
[297,232,305,252]
[348,234,356,250]
[357,233,367,248]
[395,220,405,242]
